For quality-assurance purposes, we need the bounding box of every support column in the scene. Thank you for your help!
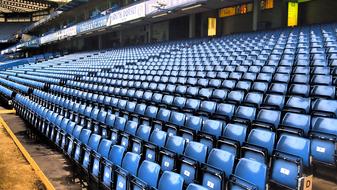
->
[253,0,260,31]
[189,14,196,38]
[98,35,102,50]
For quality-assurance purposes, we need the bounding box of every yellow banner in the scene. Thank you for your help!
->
[288,2,298,27]
[219,7,236,18]
[208,18,217,36]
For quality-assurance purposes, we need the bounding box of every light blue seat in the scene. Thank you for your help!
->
[103,145,126,188]
[132,160,161,189]
[161,135,186,171]
[116,152,141,190]
[186,183,209,190]
[82,134,101,169]
[91,139,112,178]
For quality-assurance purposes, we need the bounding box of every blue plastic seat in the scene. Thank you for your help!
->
[91,139,112,177]
[285,96,311,114]
[132,160,161,189]
[145,130,167,162]
[242,128,276,163]
[158,171,184,190]
[167,111,186,136]
[253,109,281,130]
[270,134,311,189]
[161,135,186,171]
[229,158,267,190]
[202,148,235,190]
[131,125,151,154]
[82,134,101,169]
[234,106,256,123]
[214,103,235,121]
[312,99,337,117]
[74,129,91,162]
[223,123,248,147]
[311,85,335,99]
[310,117,337,166]
[180,141,208,184]
[115,152,141,190]
[186,183,208,190]
[280,113,311,136]
[199,119,223,150]
[181,115,203,141]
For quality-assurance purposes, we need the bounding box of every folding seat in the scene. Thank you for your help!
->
[226,90,245,105]
[109,116,126,144]
[160,135,186,171]
[186,86,200,98]
[251,82,268,93]
[312,99,337,118]
[256,73,272,83]
[201,148,235,190]
[233,106,256,124]
[284,96,311,114]
[179,141,208,184]
[102,145,126,188]
[180,115,203,142]
[199,119,224,151]
[210,89,227,102]
[119,120,138,149]
[184,98,201,113]
[91,139,113,179]
[209,79,221,88]
[115,152,141,190]
[241,72,257,82]
[270,134,311,189]
[222,80,236,90]
[176,85,187,96]
[154,108,171,131]
[241,128,276,163]
[130,125,152,154]
[243,92,263,108]
[269,83,288,95]
[158,171,184,190]
[216,71,229,80]
[131,103,146,123]
[73,129,92,163]
[186,183,208,190]
[229,158,267,190]
[151,93,163,106]
[311,85,336,99]
[143,105,158,126]
[311,75,332,85]
[198,100,216,118]
[144,130,167,162]
[172,97,186,111]
[187,77,198,86]
[131,160,161,189]
[310,117,337,167]
[288,84,310,97]
[167,111,186,136]
[198,88,213,100]
[235,81,251,92]
[262,94,285,110]
[214,103,235,121]
[197,78,209,87]
[253,109,281,130]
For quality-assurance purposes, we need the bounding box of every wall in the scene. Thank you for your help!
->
[299,0,337,25]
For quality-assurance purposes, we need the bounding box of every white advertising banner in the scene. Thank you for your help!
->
[146,0,206,15]
[57,25,77,40]
[40,33,58,44]
[107,2,146,26]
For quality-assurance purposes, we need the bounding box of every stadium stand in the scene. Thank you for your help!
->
[0,22,335,190]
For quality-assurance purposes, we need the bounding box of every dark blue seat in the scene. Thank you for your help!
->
[145,130,167,162]
[186,183,208,190]
[199,119,223,150]
[102,145,126,188]
[253,109,281,130]
[91,139,112,178]
[280,113,311,136]
[312,99,337,118]
[82,134,101,170]
[234,106,256,124]
[284,96,311,114]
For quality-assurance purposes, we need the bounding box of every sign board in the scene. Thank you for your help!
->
[288,2,298,27]
[208,18,216,36]
[107,3,146,26]
[40,33,58,44]
[77,15,108,33]
[219,7,236,17]
[146,0,206,15]
[57,25,77,40]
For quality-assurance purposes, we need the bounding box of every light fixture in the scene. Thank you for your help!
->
[181,4,203,11]
[152,13,167,18]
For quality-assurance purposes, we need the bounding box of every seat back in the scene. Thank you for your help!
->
[122,152,141,175]
[158,171,184,190]
[184,141,208,163]
[137,160,161,187]
[108,145,126,166]
[165,135,186,154]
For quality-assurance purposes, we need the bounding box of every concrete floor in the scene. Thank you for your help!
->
[0,110,336,190]
[1,112,83,190]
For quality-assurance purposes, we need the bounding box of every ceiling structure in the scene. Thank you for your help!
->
[0,0,67,13]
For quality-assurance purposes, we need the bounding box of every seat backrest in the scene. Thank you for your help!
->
[207,148,235,175]
[311,117,337,136]
[88,134,101,151]
[247,128,276,155]
[97,139,112,158]
[150,130,167,147]
[72,125,83,139]
[79,129,91,144]
[122,152,141,175]
[276,134,311,167]
[184,141,208,163]
[125,121,138,135]
[136,125,151,141]
[170,111,186,127]
[165,135,186,154]
[186,183,209,190]
[282,113,311,134]
[234,158,267,190]
[114,116,126,131]
[222,123,247,145]
[185,115,202,132]
[158,171,184,190]
[202,119,223,138]
[137,160,161,188]
[108,145,125,166]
